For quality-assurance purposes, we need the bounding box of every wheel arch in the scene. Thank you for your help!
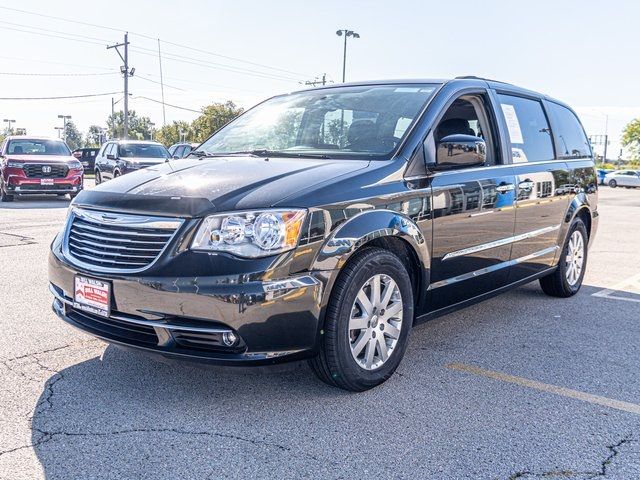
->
[557,193,596,251]
[312,209,430,322]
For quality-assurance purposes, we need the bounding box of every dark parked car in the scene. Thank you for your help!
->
[168,142,199,159]
[72,147,100,171]
[49,78,598,391]
[93,140,170,184]
[1,136,83,202]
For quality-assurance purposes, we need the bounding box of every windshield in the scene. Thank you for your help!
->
[7,139,71,156]
[118,143,169,159]
[196,84,438,159]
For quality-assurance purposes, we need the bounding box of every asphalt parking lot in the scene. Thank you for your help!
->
[0,185,638,480]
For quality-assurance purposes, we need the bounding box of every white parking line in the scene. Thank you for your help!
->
[592,272,640,303]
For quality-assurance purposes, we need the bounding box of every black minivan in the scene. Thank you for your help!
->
[49,77,598,391]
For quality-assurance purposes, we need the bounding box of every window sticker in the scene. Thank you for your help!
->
[501,104,524,144]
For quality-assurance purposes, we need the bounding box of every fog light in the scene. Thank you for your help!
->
[222,331,238,346]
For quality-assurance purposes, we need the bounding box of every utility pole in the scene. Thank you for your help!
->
[108,33,134,139]
[157,39,166,126]
[3,118,16,134]
[57,114,71,140]
[303,73,328,87]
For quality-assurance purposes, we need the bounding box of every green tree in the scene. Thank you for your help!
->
[63,121,83,150]
[85,125,104,147]
[191,101,243,143]
[107,110,154,140]
[155,121,193,146]
[622,118,640,159]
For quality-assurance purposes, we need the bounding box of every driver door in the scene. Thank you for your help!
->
[426,92,517,311]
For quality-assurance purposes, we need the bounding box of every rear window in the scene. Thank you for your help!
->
[547,102,591,159]
[7,139,70,156]
[497,94,554,163]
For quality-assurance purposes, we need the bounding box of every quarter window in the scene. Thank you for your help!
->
[497,94,554,163]
[547,102,591,159]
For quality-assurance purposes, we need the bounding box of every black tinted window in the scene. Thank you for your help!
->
[118,143,169,158]
[547,102,591,159]
[497,94,554,163]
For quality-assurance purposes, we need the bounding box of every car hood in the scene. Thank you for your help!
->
[5,154,76,163]
[78,156,370,216]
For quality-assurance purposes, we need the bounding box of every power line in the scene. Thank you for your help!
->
[0,92,122,100]
[133,96,201,113]
[0,5,311,78]
[131,47,300,83]
[0,55,118,71]
[0,20,113,44]
[0,71,118,77]
[0,25,110,47]
[136,75,186,91]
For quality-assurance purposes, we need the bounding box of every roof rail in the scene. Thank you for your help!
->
[454,75,512,85]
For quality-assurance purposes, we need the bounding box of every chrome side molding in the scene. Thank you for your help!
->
[442,224,560,261]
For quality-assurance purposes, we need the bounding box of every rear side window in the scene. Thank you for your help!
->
[547,102,591,159]
[497,94,554,163]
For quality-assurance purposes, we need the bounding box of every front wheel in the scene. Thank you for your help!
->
[94,169,102,185]
[0,185,14,202]
[540,219,588,297]
[309,248,414,391]
[609,179,617,188]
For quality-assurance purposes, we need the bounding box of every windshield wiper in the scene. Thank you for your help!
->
[191,149,331,159]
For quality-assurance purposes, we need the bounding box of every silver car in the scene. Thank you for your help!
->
[604,169,640,188]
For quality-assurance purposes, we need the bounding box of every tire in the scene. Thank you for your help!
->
[608,179,617,188]
[95,169,102,185]
[113,170,121,178]
[0,185,14,202]
[309,247,414,391]
[539,219,588,297]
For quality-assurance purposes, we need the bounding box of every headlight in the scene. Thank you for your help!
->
[191,209,306,258]
[68,160,83,170]
[123,160,139,170]
[7,161,24,168]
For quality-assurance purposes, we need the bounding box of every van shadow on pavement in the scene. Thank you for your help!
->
[30,283,640,479]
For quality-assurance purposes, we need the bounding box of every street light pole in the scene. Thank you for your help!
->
[336,29,360,83]
[57,114,71,141]
[54,126,64,138]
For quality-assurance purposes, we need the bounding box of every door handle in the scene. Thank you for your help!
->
[518,179,535,191]
[496,183,515,193]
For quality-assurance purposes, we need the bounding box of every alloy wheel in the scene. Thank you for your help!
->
[565,230,585,286]
[349,274,403,370]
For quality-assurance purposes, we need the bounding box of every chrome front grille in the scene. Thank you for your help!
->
[63,208,183,272]
[24,164,68,178]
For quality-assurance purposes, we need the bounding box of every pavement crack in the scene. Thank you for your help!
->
[505,434,634,479]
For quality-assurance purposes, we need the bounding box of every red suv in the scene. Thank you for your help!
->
[0,136,84,202]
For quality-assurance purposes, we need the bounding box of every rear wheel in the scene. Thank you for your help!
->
[608,179,617,188]
[540,219,588,297]
[309,247,414,391]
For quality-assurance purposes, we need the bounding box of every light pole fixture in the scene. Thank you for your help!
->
[57,114,72,140]
[149,122,155,141]
[336,29,360,83]
[3,118,16,134]
[54,126,64,138]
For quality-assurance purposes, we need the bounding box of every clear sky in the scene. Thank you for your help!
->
[0,0,636,159]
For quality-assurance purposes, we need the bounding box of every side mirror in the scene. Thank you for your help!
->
[172,155,180,160]
[106,154,116,160]
[435,134,486,169]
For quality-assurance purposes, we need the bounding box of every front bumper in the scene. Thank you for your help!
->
[5,170,83,195]
[48,249,327,365]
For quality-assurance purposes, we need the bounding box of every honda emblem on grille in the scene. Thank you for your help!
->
[42,166,52,174]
